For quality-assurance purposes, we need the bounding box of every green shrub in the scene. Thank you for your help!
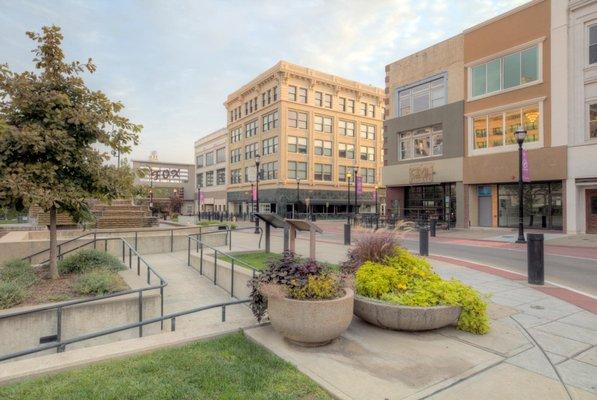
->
[58,249,125,275]
[354,248,490,335]
[0,259,38,287]
[73,270,126,296]
[289,274,342,300]
[0,281,26,309]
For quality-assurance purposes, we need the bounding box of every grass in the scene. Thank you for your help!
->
[0,333,332,400]
[219,251,339,272]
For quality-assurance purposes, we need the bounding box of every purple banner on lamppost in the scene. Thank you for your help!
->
[356,176,363,195]
[522,149,530,183]
[197,191,204,204]
[252,187,257,201]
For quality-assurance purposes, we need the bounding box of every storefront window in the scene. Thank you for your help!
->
[404,183,456,226]
[498,181,562,230]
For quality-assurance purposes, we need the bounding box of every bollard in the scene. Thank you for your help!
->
[527,233,544,285]
[430,219,437,237]
[419,228,429,256]
[344,223,351,245]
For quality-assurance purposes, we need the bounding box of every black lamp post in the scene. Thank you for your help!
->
[515,126,527,244]
[353,168,359,220]
[346,171,352,224]
[375,185,379,230]
[296,178,300,218]
[250,183,254,221]
[254,153,261,234]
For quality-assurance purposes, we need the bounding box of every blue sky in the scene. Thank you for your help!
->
[1,0,526,163]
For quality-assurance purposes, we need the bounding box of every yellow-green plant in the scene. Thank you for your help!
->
[289,274,341,300]
[355,249,490,335]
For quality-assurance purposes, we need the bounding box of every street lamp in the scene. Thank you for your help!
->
[353,168,359,220]
[515,126,527,244]
[346,171,352,224]
[295,178,301,218]
[375,185,379,230]
[254,153,261,234]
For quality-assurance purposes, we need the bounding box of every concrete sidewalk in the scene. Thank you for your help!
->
[227,230,597,399]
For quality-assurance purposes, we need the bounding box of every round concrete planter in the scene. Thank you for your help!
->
[267,288,354,346]
[354,295,461,331]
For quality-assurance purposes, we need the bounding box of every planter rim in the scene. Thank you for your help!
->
[275,287,354,305]
[355,294,461,311]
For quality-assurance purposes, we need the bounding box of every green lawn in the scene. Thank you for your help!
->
[0,333,332,400]
[219,251,340,272]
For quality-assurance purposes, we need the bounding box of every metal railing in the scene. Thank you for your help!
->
[186,227,263,298]
[0,299,248,362]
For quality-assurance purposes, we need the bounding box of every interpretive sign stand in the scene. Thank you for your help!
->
[284,219,323,259]
[254,213,287,253]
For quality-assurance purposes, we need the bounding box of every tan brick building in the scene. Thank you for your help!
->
[224,61,384,217]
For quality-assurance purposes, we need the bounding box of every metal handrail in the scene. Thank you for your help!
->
[0,299,249,362]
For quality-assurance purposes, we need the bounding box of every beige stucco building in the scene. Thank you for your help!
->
[224,61,384,216]
[194,127,228,213]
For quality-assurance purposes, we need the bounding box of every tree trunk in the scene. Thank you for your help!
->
[49,205,59,279]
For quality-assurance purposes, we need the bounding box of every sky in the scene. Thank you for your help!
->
[0,0,528,164]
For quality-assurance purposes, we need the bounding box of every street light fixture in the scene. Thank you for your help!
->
[254,153,261,234]
[296,178,301,218]
[515,126,527,244]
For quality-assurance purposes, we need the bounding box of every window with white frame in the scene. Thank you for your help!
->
[590,25,597,65]
[262,136,278,155]
[347,99,355,114]
[324,93,332,108]
[472,105,539,150]
[288,86,297,101]
[314,140,332,156]
[338,165,348,182]
[288,161,307,180]
[230,127,242,143]
[360,102,367,116]
[288,136,307,154]
[339,143,354,159]
[205,152,214,166]
[197,173,203,187]
[245,120,258,138]
[590,103,597,139]
[230,148,241,163]
[339,97,346,112]
[363,168,375,183]
[399,124,443,160]
[298,87,308,103]
[398,77,445,116]
[314,163,332,181]
[260,161,278,180]
[471,45,539,98]
[360,124,375,140]
[288,110,307,129]
[216,168,226,185]
[368,104,375,118]
[315,91,323,106]
[314,115,333,133]
[339,120,354,136]
[216,147,226,163]
[230,169,241,184]
[262,110,278,131]
[206,171,214,186]
[244,142,258,159]
[360,146,375,161]
[196,155,204,167]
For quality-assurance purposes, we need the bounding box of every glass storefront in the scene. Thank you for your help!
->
[404,183,456,226]
[498,181,562,230]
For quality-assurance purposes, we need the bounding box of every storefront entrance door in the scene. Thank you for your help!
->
[587,190,597,234]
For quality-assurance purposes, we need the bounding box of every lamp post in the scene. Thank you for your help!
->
[375,185,379,230]
[515,126,527,244]
[254,153,261,234]
[250,183,254,221]
[353,168,359,221]
[295,178,300,218]
[346,171,352,224]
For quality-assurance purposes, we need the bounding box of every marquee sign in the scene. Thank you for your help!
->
[139,165,189,184]
[409,165,434,184]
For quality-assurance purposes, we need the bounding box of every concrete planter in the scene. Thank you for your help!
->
[267,288,354,347]
[354,295,461,331]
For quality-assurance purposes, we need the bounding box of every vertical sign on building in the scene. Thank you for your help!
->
[198,192,205,204]
[356,176,363,195]
[252,187,257,201]
[522,149,530,183]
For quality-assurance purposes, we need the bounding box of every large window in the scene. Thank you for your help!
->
[339,97,346,112]
[288,110,307,129]
[288,86,296,101]
[471,45,539,98]
[230,128,242,143]
[347,99,355,114]
[590,25,597,65]
[472,105,539,150]
[360,124,375,140]
[216,147,226,163]
[398,76,445,116]
[245,120,258,138]
[315,91,323,107]
[230,148,241,164]
[399,124,442,160]
[206,171,214,187]
[360,102,367,116]
[338,165,348,182]
[314,163,332,181]
[216,168,226,185]
[298,87,308,103]
[590,103,597,139]
[363,168,375,183]
[262,136,278,155]
[205,152,214,166]
[230,169,241,184]
[338,143,354,159]
[197,173,203,187]
[314,115,333,133]
[260,161,278,180]
[288,136,307,154]
[314,140,332,156]
[288,161,307,180]
[262,110,278,131]
[196,155,204,167]
[360,146,375,161]
[339,120,355,136]
[498,182,562,229]
[244,142,258,159]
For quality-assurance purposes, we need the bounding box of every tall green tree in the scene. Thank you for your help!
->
[0,26,142,279]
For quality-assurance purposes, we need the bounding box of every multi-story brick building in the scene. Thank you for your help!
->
[194,128,228,213]
[225,61,384,217]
